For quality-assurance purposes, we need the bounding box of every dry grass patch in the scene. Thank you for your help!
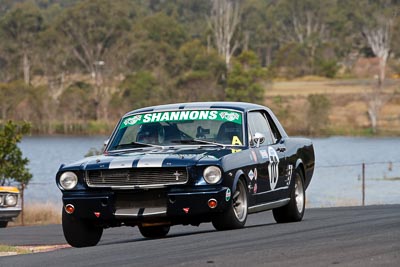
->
[11,202,61,226]
[0,244,70,257]
[267,79,400,97]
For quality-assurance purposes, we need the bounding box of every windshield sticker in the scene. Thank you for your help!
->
[231,136,242,146]
[220,112,239,122]
[120,110,242,129]
[231,136,242,153]
[122,115,142,127]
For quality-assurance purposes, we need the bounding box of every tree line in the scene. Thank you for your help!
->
[0,0,398,134]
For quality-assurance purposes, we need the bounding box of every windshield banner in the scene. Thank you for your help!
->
[120,110,242,129]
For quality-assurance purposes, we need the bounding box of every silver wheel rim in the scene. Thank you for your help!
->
[233,180,248,222]
[295,175,304,213]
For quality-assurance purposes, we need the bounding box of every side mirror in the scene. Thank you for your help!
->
[103,139,109,152]
[252,132,265,148]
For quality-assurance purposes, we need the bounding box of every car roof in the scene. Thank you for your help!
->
[124,102,268,116]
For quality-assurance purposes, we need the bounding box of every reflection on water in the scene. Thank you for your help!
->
[18,136,400,208]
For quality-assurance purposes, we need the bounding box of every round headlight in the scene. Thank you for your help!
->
[203,166,222,184]
[5,194,17,206]
[60,172,78,190]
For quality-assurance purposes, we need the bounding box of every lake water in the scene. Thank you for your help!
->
[18,136,400,208]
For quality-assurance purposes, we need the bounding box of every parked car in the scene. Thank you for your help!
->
[0,186,22,228]
[56,102,315,247]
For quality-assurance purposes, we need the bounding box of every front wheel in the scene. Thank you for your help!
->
[138,225,170,238]
[212,178,248,230]
[0,221,8,228]
[273,169,305,223]
[62,208,103,247]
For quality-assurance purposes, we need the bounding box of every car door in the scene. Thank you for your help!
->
[247,110,287,204]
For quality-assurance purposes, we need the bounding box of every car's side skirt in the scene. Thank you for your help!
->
[248,198,290,214]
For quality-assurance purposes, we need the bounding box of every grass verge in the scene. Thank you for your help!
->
[10,202,61,226]
[0,244,71,257]
[0,245,30,256]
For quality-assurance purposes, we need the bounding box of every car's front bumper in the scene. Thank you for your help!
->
[62,187,231,223]
[0,207,22,221]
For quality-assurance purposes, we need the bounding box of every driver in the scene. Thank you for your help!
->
[136,123,164,145]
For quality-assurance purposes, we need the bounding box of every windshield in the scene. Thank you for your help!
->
[108,109,244,151]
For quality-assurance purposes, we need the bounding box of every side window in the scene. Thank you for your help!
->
[265,112,282,142]
[248,111,274,145]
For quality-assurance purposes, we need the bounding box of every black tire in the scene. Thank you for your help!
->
[62,209,103,247]
[0,221,8,228]
[138,225,170,238]
[212,178,248,231]
[273,168,305,223]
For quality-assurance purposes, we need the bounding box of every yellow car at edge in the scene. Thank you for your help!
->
[0,186,21,228]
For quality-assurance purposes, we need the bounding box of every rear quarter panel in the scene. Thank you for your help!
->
[283,137,315,189]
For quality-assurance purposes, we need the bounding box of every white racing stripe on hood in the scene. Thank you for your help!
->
[109,158,136,169]
[137,154,169,167]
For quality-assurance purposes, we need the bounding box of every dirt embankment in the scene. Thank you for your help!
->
[265,78,400,136]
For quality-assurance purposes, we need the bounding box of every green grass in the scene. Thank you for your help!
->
[324,126,375,137]
[0,245,30,255]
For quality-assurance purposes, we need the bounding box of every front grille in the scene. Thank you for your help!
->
[85,167,188,188]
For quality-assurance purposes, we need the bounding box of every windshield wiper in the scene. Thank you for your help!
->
[113,141,161,150]
[171,139,226,147]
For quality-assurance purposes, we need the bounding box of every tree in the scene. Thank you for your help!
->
[241,0,278,67]
[225,51,266,103]
[0,81,27,120]
[58,82,96,133]
[208,0,241,69]
[114,71,161,112]
[359,1,396,86]
[176,40,226,101]
[142,12,187,48]
[306,94,331,135]
[350,0,398,134]
[37,26,69,101]
[0,121,32,186]
[56,0,132,120]
[0,2,44,84]
[160,0,212,37]
[272,0,337,74]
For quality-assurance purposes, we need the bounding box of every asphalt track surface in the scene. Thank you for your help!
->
[0,205,399,266]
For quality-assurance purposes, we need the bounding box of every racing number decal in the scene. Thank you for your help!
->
[231,136,242,153]
[268,146,279,190]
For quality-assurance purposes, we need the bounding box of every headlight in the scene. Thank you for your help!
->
[203,166,222,184]
[60,172,78,190]
[5,194,17,206]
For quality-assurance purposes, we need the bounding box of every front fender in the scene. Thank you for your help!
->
[232,169,246,192]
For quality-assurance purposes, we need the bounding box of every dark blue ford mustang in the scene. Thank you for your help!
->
[56,102,315,247]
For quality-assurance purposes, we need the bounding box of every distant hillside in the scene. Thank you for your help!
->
[0,0,399,135]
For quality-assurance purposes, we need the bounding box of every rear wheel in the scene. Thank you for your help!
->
[273,169,305,223]
[0,221,8,228]
[212,178,248,230]
[138,225,170,238]
[62,208,103,247]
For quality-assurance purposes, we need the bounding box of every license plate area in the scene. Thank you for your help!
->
[114,189,167,218]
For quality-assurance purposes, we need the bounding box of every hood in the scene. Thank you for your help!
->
[61,147,234,171]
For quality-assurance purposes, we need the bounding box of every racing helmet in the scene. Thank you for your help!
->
[136,123,165,144]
